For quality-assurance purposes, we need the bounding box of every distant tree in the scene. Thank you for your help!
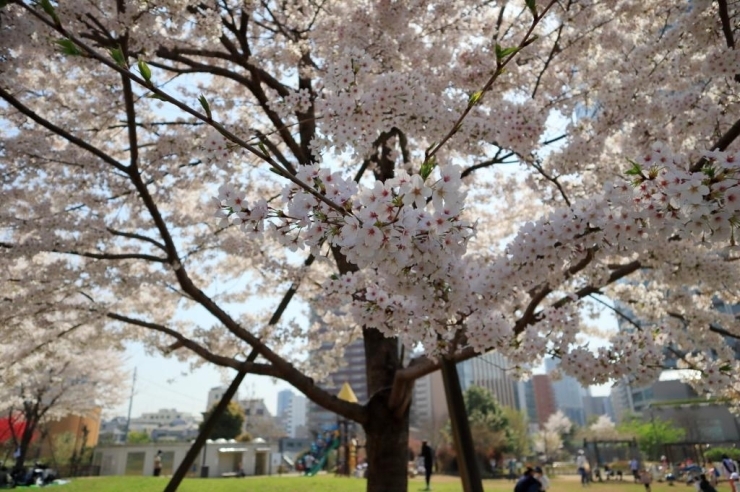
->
[533,411,572,461]
[589,415,620,440]
[0,342,125,472]
[235,431,253,442]
[46,431,93,471]
[443,386,512,471]
[618,413,685,460]
[577,415,621,443]
[705,447,740,463]
[201,401,245,440]
[416,418,447,451]
[502,407,530,459]
[126,431,151,444]
[245,416,286,440]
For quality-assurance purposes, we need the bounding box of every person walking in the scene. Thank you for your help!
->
[723,454,738,492]
[534,466,550,491]
[153,450,163,477]
[421,440,434,491]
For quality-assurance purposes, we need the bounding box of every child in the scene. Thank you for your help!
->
[640,469,653,492]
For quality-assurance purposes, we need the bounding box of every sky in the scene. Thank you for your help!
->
[110,341,292,419]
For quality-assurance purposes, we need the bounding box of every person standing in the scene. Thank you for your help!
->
[153,450,163,477]
[576,450,589,486]
[508,459,517,481]
[723,454,738,492]
[630,458,640,483]
[421,440,434,491]
[534,466,550,491]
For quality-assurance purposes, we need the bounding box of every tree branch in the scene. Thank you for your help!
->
[51,249,168,263]
[106,312,270,371]
[0,87,129,174]
[690,115,740,172]
[717,0,735,49]
[105,227,167,252]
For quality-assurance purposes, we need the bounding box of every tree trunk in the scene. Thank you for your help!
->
[440,359,484,492]
[362,328,409,492]
[14,421,36,474]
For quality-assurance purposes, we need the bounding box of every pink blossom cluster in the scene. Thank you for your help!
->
[200,129,232,163]
[215,163,473,272]
[213,142,740,386]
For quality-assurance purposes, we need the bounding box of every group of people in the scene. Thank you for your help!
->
[416,442,734,492]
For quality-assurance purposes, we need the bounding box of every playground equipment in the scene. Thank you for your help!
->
[301,382,361,477]
[304,428,341,477]
[582,438,640,481]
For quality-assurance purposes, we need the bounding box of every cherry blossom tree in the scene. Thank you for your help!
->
[0,333,125,472]
[3,0,740,490]
[577,414,620,441]
[533,411,572,460]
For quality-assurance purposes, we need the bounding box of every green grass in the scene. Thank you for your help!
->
[56,474,693,492]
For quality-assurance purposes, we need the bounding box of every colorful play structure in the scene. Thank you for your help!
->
[299,382,360,477]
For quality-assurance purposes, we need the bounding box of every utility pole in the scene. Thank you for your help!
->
[122,367,137,443]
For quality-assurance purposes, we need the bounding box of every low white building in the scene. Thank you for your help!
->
[93,439,279,478]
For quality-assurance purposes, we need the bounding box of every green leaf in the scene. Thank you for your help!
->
[525,0,538,18]
[624,159,643,177]
[109,48,126,67]
[40,0,56,18]
[719,363,732,373]
[420,156,437,181]
[495,44,519,61]
[468,91,483,106]
[145,93,168,101]
[257,142,269,156]
[137,59,152,83]
[54,38,81,56]
[702,165,716,178]
[198,94,212,120]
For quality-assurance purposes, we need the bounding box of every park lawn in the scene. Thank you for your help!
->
[58,474,694,492]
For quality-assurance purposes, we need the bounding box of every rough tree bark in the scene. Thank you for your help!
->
[362,329,410,492]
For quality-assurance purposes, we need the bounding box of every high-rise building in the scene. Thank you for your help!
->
[410,369,447,434]
[583,394,616,422]
[411,351,520,432]
[532,374,557,426]
[277,389,294,416]
[456,351,519,409]
[206,386,229,411]
[276,389,307,438]
[518,379,538,427]
[306,339,368,433]
[544,358,588,426]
